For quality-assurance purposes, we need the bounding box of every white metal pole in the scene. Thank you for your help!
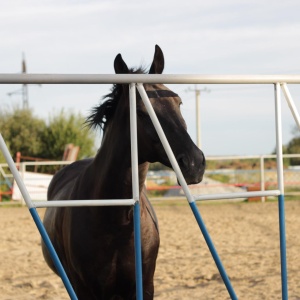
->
[194,190,280,201]
[129,83,140,202]
[137,83,238,299]
[281,83,300,130]
[0,134,33,208]
[129,83,143,300]
[1,74,300,84]
[0,135,79,299]
[275,83,288,300]
[274,84,284,193]
[136,84,194,203]
[20,162,26,205]
[33,199,135,208]
[195,87,201,149]
[260,156,265,202]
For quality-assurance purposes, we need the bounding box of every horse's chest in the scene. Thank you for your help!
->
[69,224,136,284]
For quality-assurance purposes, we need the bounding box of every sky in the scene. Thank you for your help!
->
[0,0,300,156]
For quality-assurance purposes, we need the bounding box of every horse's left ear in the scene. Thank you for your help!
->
[149,45,164,74]
[114,54,129,74]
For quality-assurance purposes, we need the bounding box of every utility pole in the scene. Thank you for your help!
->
[7,53,40,109]
[186,85,210,149]
[21,53,29,109]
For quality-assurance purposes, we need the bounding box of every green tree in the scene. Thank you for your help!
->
[0,106,96,161]
[39,110,96,160]
[284,126,300,165]
[0,107,46,160]
[0,148,6,164]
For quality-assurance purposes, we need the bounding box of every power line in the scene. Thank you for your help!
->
[7,53,41,109]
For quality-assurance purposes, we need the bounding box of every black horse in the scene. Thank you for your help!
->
[42,45,205,299]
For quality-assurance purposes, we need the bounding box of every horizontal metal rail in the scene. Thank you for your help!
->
[194,190,280,201]
[33,199,135,208]
[1,74,300,84]
[20,161,72,166]
[2,153,300,167]
[206,153,300,161]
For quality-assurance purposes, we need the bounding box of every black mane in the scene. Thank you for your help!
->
[86,67,146,131]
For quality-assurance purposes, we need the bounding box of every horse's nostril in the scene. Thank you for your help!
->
[177,154,189,170]
[202,153,206,167]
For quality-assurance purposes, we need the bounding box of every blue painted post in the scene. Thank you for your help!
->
[189,202,238,300]
[129,83,143,300]
[0,134,78,300]
[274,83,288,300]
[133,202,143,300]
[137,84,237,299]
[29,208,78,300]
[278,195,288,300]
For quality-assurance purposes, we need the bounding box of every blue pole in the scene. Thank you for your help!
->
[189,202,238,300]
[278,195,288,300]
[29,208,78,300]
[133,202,143,300]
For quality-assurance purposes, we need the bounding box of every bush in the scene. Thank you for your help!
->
[0,106,96,161]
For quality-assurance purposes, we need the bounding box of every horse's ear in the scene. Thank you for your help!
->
[114,54,129,74]
[149,45,164,74]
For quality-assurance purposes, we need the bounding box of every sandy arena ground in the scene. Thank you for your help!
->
[0,200,299,299]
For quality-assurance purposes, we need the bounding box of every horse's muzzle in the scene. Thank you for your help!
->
[176,149,206,185]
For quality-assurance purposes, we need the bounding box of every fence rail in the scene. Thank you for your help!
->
[1,74,300,84]
[3,155,300,203]
[1,73,300,300]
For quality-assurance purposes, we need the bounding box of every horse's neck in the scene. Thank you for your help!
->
[90,126,149,199]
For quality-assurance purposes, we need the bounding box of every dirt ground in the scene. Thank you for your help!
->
[0,200,299,299]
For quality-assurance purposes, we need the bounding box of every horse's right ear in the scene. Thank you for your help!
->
[114,54,129,74]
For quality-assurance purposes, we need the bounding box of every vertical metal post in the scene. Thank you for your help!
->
[188,85,209,149]
[195,87,201,149]
[260,156,265,202]
[274,83,288,300]
[129,83,143,300]
[0,134,78,300]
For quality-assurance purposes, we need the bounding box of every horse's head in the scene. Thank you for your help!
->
[114,45,205,184]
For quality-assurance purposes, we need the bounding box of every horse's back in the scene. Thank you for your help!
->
[48,158,92,200]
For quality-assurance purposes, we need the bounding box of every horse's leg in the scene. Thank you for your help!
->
[70,276,98,300]
[142,265,157,300]
[140,192,159,300]
[141,233,159,300]
[41,208,63,275]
